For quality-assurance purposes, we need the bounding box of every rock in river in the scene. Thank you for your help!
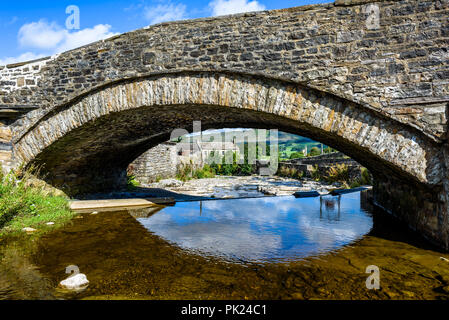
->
[157,179,184,188]
[59,274,90,290]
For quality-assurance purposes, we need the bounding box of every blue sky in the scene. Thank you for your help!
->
[0,0,329,65]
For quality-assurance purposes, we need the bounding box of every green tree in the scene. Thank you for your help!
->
[308,146,321,157]
[289,152,304,159]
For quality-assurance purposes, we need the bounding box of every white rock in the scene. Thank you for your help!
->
[46,222,55,225]
[91,211,98,215]
[158,179,183,188]
[59,274,90,290]
[22,227,37,233]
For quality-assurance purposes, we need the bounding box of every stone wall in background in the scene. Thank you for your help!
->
[279,161,363,181]
[129,142,178,185]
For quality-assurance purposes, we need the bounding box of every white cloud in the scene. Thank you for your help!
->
[209,0,266,16]
[0,52,45,66]
[56,24,118,52]
[18,20,66,50]
[1,19,120,65]
[144,3,187,25]
[18,19,118,53]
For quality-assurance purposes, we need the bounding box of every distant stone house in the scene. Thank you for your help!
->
[177,141,240,163]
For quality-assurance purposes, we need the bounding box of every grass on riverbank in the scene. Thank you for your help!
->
[0,169,75,237]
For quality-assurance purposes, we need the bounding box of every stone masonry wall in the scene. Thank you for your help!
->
[279,160,363,181]
[129,142,178,184]
[1,0,448,145]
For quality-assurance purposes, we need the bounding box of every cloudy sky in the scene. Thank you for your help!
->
[0,0,329,65]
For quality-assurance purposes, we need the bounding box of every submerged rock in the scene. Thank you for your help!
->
[258,185,278,196]
[59,273,89,291]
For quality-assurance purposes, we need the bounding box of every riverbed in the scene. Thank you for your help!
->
[1,190,449,300]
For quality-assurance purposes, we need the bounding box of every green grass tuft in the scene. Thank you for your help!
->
[0,169,75,237]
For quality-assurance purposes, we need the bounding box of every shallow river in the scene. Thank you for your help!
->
[1,191,449,300]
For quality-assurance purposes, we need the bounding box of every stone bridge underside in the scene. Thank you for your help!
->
[1,0,449,248]
[14,72,449,249]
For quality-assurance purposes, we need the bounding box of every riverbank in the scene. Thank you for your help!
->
[79,175,348,201]
[0,170,75,237]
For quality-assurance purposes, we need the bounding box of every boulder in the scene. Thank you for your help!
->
[59,273,89,290]
[258,185,278,196]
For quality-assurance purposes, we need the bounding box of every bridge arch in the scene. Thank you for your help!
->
[10,71,449,249]
[14,71,442,188]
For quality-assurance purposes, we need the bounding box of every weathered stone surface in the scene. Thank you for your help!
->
[13,73,442,188]
[0,0,447,141]
[129,143,178,184]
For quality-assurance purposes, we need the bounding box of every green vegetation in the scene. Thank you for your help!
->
[324,163,349,184]
[276,132,332,160]
[208,150,256,177]
[308,146,321,157]
[0,169,74,236]
[176,148,261,181]
[311,165,321,181]
[176,163,216,182]
[349,167,373,188]
[126,174,140,190]
[322,164,373,189]
[289,152,304,160]
[277,166,304,179]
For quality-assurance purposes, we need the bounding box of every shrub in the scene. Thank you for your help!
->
[192,164,216,179]
[325,163,349,183]
[176,164,216,181]
[308,147,321,157]
[277,166,304,180]
[127,174,140,190]
[360,167,373,185]
[176,164,194,182]
[311,164,321,181]
[348,167,373,188]
[289,152,304,160]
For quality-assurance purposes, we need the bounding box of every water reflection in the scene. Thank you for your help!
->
[320,195,341,221]
[137,192,373,264]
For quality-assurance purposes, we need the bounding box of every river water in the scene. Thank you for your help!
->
[1,191,449,300]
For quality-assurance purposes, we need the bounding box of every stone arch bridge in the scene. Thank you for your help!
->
[0,0,448,248]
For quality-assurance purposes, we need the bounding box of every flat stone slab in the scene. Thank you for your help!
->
[69,197,175,212]
[293,191,321,198]
[330,186,372,196]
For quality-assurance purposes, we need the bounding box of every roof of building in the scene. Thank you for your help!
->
[176,141,239,153]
